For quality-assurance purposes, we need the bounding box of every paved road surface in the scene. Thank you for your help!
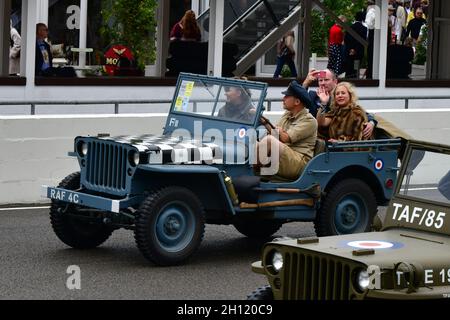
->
[0,207,319,300]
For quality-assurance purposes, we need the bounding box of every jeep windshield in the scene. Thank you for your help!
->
[399,147,450,205]
[383,141,450,235]
[166,73,267,130]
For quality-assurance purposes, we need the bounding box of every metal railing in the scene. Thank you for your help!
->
[265,96,450,111]
[1,96,450,115]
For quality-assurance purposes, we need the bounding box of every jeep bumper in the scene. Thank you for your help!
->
[41,185,141,213]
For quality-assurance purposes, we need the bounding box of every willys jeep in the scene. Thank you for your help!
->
[249,140,450,300]
[42,73,401,266]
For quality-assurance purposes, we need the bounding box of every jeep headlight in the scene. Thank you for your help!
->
[128,150,140,166]
[272,251,284,272]
[77,141,88,157]
[356,270,370,291]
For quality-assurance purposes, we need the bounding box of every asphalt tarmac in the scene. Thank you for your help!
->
[0,207,318,300]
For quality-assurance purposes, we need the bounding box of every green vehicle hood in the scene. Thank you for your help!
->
[276,229,450,268]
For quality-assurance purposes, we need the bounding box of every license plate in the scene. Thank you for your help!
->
[48,188,81,204]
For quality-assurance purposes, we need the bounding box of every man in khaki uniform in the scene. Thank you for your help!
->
[257,81,317,180]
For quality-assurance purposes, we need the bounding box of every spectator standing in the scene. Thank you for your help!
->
[9,19,21,76]
[365,0,377,79]
[395,0,407,44]
[273,30,297,78]
[407,3,426,25]
[327,15,346,76]
[388,5,398,44]
[170,10,201,41]
[404,0,411,15]
[420,0,429,17]
[406,6,426,44]
[344,11,367,78]
[386,39,415,79]
[35,23,53,76]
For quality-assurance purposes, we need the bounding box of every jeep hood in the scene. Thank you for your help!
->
[276,229,450,268]
[86,133,223,165]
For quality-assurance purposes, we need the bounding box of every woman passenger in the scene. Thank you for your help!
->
[317,82,370,142]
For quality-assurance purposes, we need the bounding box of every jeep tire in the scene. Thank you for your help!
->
[134,186,205,266]
[247,285,274,300]
[50,172,113,249]
[315,178,377,236]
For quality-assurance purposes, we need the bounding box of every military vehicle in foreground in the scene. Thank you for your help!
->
[42,73,401,266]
[249,140,450,299]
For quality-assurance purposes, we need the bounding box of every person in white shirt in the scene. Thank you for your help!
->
[395,0,407,44]
[9,19,21,76]
[365,0,377,79]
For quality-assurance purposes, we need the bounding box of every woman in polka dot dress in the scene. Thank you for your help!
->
[327,16,347,76]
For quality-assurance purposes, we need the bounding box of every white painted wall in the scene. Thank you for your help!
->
[2,85,450,115]
[1,109,449,205]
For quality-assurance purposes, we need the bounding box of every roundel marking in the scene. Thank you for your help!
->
[374,159,384,171]
[238,128,246,139]
[347,240,394,249]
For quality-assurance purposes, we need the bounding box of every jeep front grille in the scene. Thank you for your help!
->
[85,141,128,192]
[282,252,353,300]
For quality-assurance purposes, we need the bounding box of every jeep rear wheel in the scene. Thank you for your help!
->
[134,186,205,266]
[50,172,113,249]
[233,219,282,239]
[247,285,274,300]
[315,178,377,236]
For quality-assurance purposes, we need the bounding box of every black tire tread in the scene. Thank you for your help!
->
[247,285,274,300]
[134,186,205,266]
[314,178,377,236]
[49,172,112,249]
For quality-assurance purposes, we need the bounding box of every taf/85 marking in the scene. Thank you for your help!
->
[391,203,446,229]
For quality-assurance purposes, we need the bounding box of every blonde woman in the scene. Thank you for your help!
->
[317,82,369,142]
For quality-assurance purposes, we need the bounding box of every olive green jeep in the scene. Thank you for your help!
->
[249,139,450,300]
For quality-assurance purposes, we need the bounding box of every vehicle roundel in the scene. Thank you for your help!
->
[374,159,384,171]
[346,240,404,249]
[238,128,246,139]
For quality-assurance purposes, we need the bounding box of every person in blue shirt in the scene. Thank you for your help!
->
[35,23,53,76]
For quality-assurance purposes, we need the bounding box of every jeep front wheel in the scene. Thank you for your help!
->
[247,285,274,300]
[134,186,205,266]
[315,178,377,236]
[50,172,113,249]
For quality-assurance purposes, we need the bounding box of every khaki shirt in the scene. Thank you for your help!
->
[277,108,317,160]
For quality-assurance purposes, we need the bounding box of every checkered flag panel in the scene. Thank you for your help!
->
[100,134,223,165]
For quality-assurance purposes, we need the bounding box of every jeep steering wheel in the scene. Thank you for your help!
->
[259,116,275,135]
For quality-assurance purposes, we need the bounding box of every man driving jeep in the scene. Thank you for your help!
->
[256,81,317,179]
